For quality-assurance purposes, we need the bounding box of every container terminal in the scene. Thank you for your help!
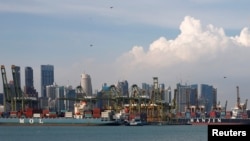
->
[0,65,249,126]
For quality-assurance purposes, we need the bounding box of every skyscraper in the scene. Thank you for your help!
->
[80,73,92,96]
[116,80,129,97]
[200,84,217,113]
[41,65,54,97]
[24,66,38,108]
[25,67,33,88]
[24,67,38,96]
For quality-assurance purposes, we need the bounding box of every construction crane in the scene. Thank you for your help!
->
[1,65,13,112]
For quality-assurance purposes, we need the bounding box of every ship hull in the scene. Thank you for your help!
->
[0,118,121,126]
[188,118,250,125]
[161,118,250,125]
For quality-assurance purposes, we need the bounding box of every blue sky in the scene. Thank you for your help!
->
[1,0,250,109]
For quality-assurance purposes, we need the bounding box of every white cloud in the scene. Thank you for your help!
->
[114,16,250,109]
[233,27,250,46]
[117,16,249,69]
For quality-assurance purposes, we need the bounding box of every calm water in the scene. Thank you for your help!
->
[0,125,207,141]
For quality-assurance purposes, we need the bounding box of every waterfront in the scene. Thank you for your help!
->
[0,125,207,141]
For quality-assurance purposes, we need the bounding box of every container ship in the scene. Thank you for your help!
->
[164,85,250,126]
[183,99,250,125]
[0,101,122,126]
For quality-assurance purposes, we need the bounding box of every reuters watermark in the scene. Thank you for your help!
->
[208,125,250,140]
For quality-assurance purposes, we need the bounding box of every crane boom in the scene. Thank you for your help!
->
[1,65,14,112]
[1,65,11,102]
[224,100,227,112]
[236,86,240,109]
[11,65,24,111]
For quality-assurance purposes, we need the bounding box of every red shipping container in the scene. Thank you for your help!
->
[210,111,216,118]
[93,108,101,114]
[191,112,196,118]
[92,114,101,118]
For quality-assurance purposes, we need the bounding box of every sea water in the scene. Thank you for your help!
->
[0,125,207,141]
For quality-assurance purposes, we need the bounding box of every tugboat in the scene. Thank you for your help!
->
[128,117,143,126]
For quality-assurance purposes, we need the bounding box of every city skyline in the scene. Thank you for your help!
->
[1,0,250,110]
[0,64,244,109]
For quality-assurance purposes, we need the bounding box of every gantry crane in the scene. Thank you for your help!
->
[235,86,247,110]
[236,86,241,109]
[108,85,122,112]
[11,65,25,111]
[146,77,166,123]
[1,65,13,112]
[129,84,142,115]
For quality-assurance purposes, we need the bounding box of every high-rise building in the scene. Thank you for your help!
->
[41,65,54,97]
[24,67,38,96]
[141,83,151,98]
[116,80,129,97]
[165,86,172,104]
[24,66,39,108]
[64,85,76,112]
[80,73,92,96]
[46,83,65,112]
[200,84,217,113]
[175,83,198,113]
[25,67,33,88]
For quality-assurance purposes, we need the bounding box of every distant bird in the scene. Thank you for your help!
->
[223,76,227,78]
[110,6,113,9]
[90,44,93,47]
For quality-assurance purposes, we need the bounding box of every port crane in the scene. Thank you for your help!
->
[231,86,248,119]
[107,84,122,112]
[146,77,167,123]
[129,84,143,115]
[1,65,13,111]
[0,65,26,112]
[236,86,247,110]
[11,65,25,111]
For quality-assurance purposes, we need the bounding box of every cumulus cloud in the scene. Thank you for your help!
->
[118,16,250,66]
[115,16,250,84]
[114,16,250,109]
